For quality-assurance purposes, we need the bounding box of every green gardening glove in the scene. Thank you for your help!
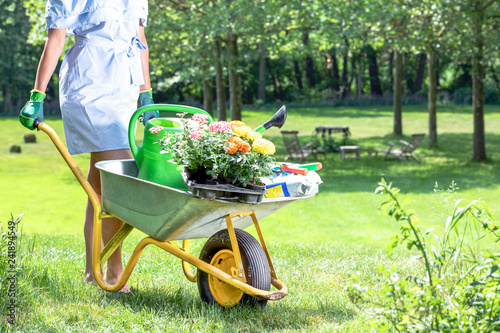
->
[139,89,159,125]
[19,90,45,130]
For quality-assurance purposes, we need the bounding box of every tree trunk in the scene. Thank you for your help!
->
[213,39,226,120]
[491,66,500,92]
[227,32,242,120]
[329,49,340,93]
[393,51,403,136]
[177,85,185,102]
[387,51,394,94]
[267,59,279,100]
[303,32,316,88]
[293,60,303,90]
[341,38,349,98]
[275,69,285,101]
[428,50,437,147]
[414,53,427,94]
[354,55,363,98]
[472,56,486,161]
[3,87,12,115]
[258,43,266,102]
[471,7,486,161]
[203,78,213,116]
[365,45,382,96]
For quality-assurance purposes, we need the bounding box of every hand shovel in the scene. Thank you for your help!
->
[253,105,287,133]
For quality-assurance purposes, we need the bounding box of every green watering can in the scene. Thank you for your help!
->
[128,104,213,190]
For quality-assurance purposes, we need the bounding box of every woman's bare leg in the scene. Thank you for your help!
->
[84,149,132,293]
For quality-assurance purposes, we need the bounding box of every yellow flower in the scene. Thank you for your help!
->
[233,126,252,138]
[230,120,246,128]
[246,131,262,142]
[252,138,275,155]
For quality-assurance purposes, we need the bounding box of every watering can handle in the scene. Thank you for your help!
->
[128,104,214,158]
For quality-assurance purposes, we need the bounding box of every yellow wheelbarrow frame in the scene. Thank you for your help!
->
[39,122,290,304]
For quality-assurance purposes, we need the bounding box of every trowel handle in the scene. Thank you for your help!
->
[128,104,214,158]
[254,105,287,133]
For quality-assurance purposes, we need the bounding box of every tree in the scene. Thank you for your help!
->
[404,0,448,148]
[379,2,411,136]
[446,0,500,161]
[0,0,43,115]
[364,44,383,96]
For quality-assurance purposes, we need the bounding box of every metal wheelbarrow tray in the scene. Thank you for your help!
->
[37,115,316,308]
[96,159,309,241]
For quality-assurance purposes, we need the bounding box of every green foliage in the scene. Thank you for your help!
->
[3,0,499,111]
[347,179,500,332]
[0,0,44,114]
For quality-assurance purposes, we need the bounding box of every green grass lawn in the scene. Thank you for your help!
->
[1,104,500,331]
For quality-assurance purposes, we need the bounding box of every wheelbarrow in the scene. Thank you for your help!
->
[34,114,315,308]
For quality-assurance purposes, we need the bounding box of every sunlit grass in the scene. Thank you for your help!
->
[2,105,500,241]
[1,104,500,331]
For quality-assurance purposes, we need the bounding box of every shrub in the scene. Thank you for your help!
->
[346,179,500,332]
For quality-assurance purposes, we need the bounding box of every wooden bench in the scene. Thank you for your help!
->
[340,145,360,160]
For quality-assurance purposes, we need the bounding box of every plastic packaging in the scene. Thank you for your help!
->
[260,171,323,198]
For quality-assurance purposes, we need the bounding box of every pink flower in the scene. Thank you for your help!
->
[192,113,208,124]
[208,121,231,133]
[189,128,205,140]
[149,126,163,134]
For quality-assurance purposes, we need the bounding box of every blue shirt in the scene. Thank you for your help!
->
[50,0,149,155]
[45,0,148,32]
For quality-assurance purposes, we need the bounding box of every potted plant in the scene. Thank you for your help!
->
[150,113,276,189]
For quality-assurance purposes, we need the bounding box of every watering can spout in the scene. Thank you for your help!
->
[254,105,287,134]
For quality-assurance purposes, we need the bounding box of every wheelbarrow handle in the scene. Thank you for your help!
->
[35,121,102,217]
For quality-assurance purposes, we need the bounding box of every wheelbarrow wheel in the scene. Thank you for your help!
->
[197,228,271,308]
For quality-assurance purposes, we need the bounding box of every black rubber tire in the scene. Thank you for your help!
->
[197,228,271,308]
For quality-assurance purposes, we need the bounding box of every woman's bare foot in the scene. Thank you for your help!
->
[83,270,99,287]
[104,272,131,293]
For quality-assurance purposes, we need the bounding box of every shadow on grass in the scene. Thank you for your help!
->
[114,285,357,331]
[20,263,357,331]
[17,232,358,331]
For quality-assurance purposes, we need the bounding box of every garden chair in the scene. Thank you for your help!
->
[368,133,425,162]
[281,130,327,162]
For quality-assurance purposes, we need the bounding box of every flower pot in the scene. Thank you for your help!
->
[185,167,210,184]
[187,176,267,204]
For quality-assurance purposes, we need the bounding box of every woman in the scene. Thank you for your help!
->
[19,0,157,293]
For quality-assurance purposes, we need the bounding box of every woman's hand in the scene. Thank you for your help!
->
[20,28,66,129]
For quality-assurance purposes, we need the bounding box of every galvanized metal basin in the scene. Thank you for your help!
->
[96,160,313,241]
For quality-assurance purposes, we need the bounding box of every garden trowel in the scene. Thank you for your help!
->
[253,105,287,133]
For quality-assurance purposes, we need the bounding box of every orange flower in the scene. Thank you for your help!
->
[225,137,251,154]
[227,136,243,144]
[237,141,251,153]
[224,142,239,155]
